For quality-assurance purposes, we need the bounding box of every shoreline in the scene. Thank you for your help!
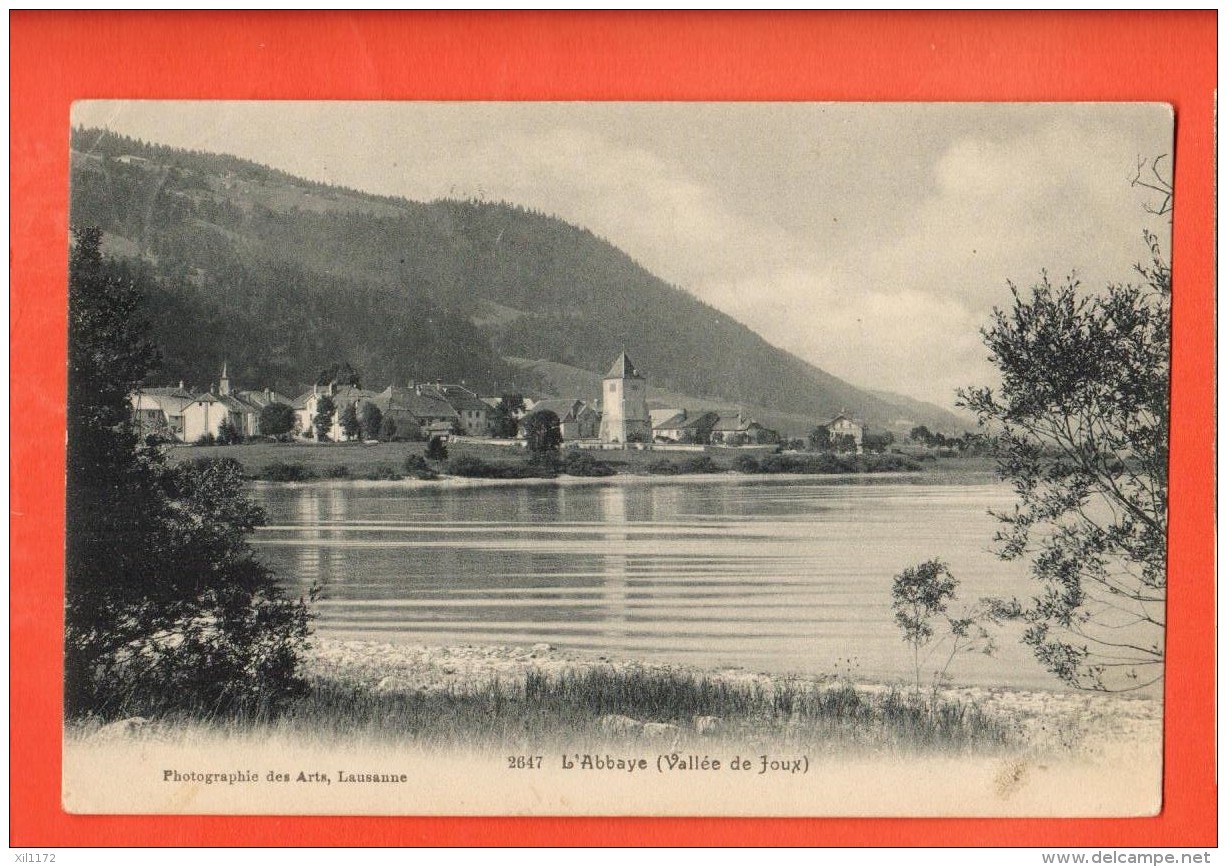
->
[168,440,998,488]
[248,468,973,492]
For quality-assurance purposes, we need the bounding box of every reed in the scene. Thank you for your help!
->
[76,664,1018,755]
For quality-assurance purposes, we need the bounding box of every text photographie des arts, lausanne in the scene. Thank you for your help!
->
[62,101,1172,816]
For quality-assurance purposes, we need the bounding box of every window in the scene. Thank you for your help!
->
[608,383,616,393]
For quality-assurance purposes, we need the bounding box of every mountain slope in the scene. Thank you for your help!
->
[69,127,969,433]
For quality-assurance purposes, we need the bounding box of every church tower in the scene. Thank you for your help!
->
[598,352,651,444]
[218,361,232,397]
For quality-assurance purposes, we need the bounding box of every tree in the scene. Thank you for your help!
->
[259,402,296,439]
[359,402,383,440]
[316,361,361,388]
[65,227,312,718]
[312,395,336,441]
[338,403,361,441]
[909,425,934,446]
[523,409,563,454]
[891,559,997,691]
[862,430,894,454]
[217,417,243,445]
[490,395,527,438]
[832,433,858,454]
[958,181,1170,692]
[425,435,449,462]
[378,413,398,441]
[496,394,526,417]
[808,426,831,452]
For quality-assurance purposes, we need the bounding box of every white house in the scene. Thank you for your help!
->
[826,412,864,451]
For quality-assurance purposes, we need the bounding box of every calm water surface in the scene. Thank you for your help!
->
[250,475,1065,690]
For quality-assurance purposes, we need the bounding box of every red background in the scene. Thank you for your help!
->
[10,10,1217,846]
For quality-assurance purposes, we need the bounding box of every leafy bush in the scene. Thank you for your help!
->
[324,465,350,478]
[676,455,718,474]
[447,455,545,479]
[402,454,439,481]
[257,461,317,482]
[527,452,561,477]
[733,454,761,473]
[646,459,681,475]
[561,451,615,477]
[425,436,449,461]
[217,418,243,445]
[258,402,295,438]
[360,464,403,481]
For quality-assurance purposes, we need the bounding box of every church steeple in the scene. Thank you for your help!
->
[598,351,650,444]
[605,351,643,380]
[219,361,231,397]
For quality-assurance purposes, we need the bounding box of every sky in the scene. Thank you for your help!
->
[71,101,1173,410]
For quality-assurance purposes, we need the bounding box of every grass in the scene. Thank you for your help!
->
[75,663,1019,756]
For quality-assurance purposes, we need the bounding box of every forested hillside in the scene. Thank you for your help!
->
[69,127,969,432]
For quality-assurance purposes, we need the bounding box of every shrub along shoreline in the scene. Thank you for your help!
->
[169,440,929,484]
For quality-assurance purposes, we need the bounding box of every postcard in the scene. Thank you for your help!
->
[58,100,1174,818]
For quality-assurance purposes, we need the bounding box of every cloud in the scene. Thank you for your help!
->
[680,115,1171,407]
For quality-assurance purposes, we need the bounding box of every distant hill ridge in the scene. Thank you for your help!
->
[69,127,972,435]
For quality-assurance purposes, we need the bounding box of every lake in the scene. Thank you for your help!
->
[250,474,1066,691]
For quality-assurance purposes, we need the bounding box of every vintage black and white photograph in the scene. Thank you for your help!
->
[63,101,1172,816]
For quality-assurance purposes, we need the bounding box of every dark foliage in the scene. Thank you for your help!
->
[523,409,563,454]
[358,403,383,440]
[312,395,336,441]
[425,436,449,462]
[216,417,243,445]
[560,451,616,477]
[807,427,832,452]
[402,454,439,481]
[360,464,402,481]
[338,403,361,440]
[446,455,549,480]
[65,229,313,718]
[378,414,399,441]
[258,402,296,439]
[317,361,362,388]
[256,461,317,482]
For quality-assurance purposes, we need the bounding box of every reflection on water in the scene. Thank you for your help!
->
[251,476,1074,689]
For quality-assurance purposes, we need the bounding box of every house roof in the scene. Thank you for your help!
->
[529,398,585,422]
[188,392,252,413]
[331,385,379,405]
[376,386,458,419]
[652,411,689,431]
[604,352,643,380]
[826,413,864,426]
[657,410,720,431]
[421,385,489,413]
[291,386,378,410]
[132,388,195,415]
[236,389,293,408]
[139,386,194,399]
[711,412,759,433]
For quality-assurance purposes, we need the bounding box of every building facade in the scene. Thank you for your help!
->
[597,352,651,444]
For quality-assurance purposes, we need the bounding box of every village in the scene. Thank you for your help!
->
[131,351,870,454]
